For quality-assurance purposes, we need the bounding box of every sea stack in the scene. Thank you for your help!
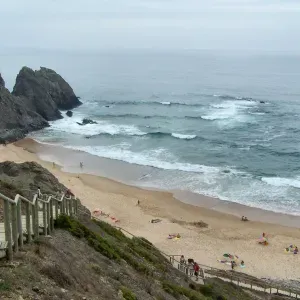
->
[0,67,81,143]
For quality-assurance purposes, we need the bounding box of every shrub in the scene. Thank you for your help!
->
[162,281,204,300]
[0,281,10,291]
[120,286,137,300]
[199,284,213,296]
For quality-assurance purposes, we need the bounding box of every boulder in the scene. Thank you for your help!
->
[77,118,97,126]
[66,110,73,117]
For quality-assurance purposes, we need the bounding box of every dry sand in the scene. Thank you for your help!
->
[1,139,300,281]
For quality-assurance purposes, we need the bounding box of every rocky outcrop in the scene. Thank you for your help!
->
[0,67,81,143]
[37,67,82,110]
[12,67,81,119]
[0,73,5,87]
[76,118,97,126]
[0,82,48,143]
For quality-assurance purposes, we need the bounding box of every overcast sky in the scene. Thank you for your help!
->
[1,0,300,52]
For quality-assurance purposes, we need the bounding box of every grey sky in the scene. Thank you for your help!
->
[1,0,300,51]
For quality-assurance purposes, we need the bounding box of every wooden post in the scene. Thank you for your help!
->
[17,201,23,248]
[55,200,58,219]
[65,198,69,215]
[47,202,51,234]
[4,200,13,260]
[61,198,65,214]
[50,199,54,231]
[25,202,32,243]
[11,204,18,253]
[43,202,47,235]
[75,198,78,215]
[69,198,73,217]
[34,202,39,239]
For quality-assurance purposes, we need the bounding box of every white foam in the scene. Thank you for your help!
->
[160,101,171,105]
[64,144,224,174]
[202,100,256,121]
[262,177,300,189]
[171,133,196,140]
[48,116,145,136]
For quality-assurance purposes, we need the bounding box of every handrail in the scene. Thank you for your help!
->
[0,189,78,260]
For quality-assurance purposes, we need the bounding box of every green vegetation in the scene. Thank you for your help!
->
[120,286,137,300]
[162,281,205,300]
[0,281,11,291]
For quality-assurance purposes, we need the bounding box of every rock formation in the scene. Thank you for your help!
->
[66,110,73,117]
[0,76,48,143]
[0,67,81,143]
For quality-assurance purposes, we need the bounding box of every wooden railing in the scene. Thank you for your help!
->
[0,191,78,260]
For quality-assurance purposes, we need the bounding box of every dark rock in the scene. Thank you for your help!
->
[260,101,265,104]
[12,67,62,121]
[0,80,48,143]
[77,118,97,126]
[66,110,73,117]
[0,73,5,88]
[37,67,82,110]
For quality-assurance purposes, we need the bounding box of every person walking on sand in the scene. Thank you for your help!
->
[194,262,200,281]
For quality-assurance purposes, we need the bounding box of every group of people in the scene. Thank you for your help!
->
[180,255,201,281]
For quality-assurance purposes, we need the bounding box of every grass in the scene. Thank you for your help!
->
[55,215,153,276]
[162,281,206,300]
[55,215,120,260]
[120,286,137,300]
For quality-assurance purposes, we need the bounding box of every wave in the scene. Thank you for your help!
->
[171,133,197,140]
[48,116,146,137]
[160,101,171,105]
[262,177,300,189]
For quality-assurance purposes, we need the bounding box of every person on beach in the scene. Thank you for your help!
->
[80,162,83,169]
[65,189,74,197]
[137,200,140,206]
[231,261,236,270]
[294,247,298,255]
[193,262,200,281]
[37,187,42,197]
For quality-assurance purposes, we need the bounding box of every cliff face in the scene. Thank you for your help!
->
[0,67,81,143]
[0,77,48,143]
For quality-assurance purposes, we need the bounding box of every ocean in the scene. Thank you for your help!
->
[11,49,299,215]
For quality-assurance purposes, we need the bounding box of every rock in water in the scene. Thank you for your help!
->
[66,110,73,117]
[77,118,97,126]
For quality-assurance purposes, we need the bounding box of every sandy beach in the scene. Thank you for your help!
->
[1,138,300,282]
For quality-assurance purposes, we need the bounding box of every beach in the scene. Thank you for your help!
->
[1,138,300,282]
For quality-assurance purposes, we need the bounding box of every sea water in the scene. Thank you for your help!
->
[5,49,299,215]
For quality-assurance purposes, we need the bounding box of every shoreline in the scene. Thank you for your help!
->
[15,138,300,229]
[1,138,300,281]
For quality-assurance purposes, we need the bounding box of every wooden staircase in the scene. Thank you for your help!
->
[0,191,78,260]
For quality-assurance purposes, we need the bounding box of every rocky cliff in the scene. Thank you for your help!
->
[0,74,48,143]
[0,67,81,143]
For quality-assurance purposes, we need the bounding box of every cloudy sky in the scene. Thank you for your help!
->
[0,0,299,51]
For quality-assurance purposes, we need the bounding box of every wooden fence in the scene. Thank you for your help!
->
[0,191,78,260]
